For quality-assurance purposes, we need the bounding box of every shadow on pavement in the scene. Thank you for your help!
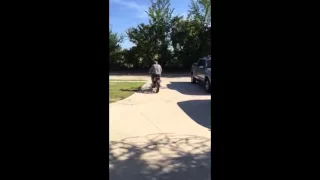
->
[120,89,137,92]
[120,84,165,94]
[110,134,211,180]
[120,86,155,94]
[110,73,189,78]
[135,84,166,94]
[167,82,209,95]
[177,100,211,129]
[137,88,156,94]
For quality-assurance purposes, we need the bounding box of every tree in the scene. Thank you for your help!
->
[109,28,124,69]
[126,0,175,68]
[146,0,174,66]
[127,23,158,68]
[188,0,211,26]
[187,0,211,57]
[110,0,211,71]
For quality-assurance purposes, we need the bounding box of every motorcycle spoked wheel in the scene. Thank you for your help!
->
[155,81,160,93]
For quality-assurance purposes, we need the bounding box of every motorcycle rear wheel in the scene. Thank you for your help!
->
[155,82,160,93]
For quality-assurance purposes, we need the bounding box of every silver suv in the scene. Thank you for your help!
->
[191,56,211,92]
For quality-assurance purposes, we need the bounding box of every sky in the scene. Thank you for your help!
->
[110,0,190,49]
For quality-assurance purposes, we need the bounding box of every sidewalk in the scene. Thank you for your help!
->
[109,77,211,180]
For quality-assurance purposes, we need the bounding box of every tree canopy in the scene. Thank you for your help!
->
[109,0,211,71]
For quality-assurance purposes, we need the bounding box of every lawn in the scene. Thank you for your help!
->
[109,82,145,103]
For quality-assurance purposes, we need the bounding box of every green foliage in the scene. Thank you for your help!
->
[110,0,211,71]
[109,28,125,70]
[188,0,211,26]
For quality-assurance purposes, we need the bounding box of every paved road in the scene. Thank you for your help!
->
[109,75,211,180]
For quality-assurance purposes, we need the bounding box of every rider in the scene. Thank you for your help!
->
[149,60,162,86]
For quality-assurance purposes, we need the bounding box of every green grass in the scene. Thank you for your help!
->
[109,82,145,103]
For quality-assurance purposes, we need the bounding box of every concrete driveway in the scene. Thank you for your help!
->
[109,75,211,180]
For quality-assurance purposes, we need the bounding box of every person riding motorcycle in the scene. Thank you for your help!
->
[149,61,162,87]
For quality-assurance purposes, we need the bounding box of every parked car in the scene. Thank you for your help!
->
[191,56,211,92]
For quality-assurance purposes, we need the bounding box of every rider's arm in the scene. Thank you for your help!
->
[149,65,153,73]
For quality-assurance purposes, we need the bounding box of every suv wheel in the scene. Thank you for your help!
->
[205,79,211,93]
[191,73,196,83]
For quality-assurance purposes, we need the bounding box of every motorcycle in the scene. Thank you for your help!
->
[151,75,161,93]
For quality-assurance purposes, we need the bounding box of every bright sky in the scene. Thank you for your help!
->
[110,0,190,49]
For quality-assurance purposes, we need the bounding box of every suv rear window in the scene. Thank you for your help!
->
[198,59,206,66]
